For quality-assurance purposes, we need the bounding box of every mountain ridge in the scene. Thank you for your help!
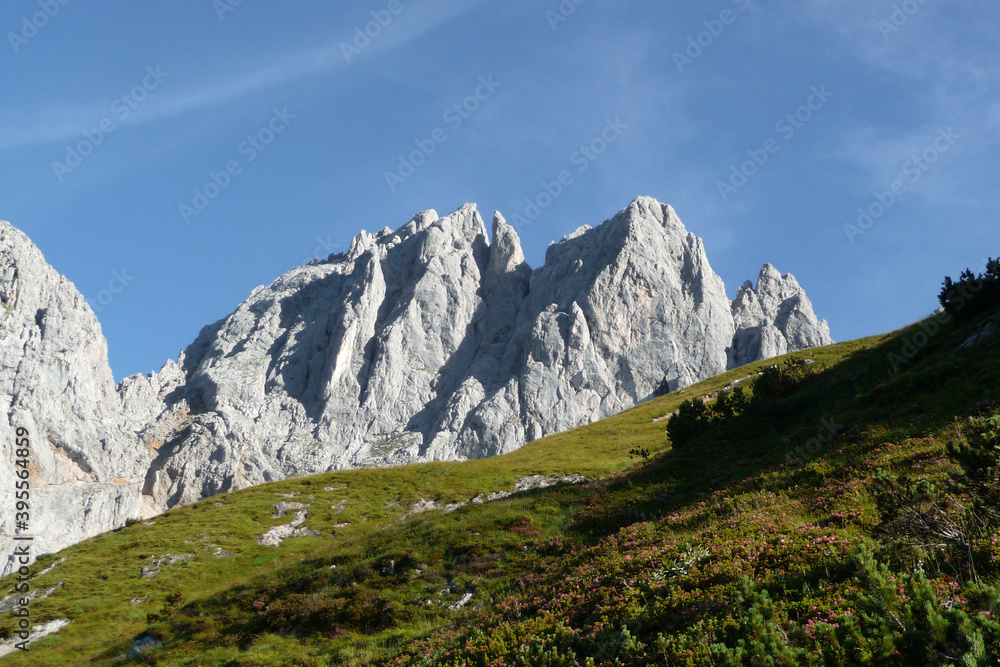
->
[119,196,831,512]
[0,196,832,560]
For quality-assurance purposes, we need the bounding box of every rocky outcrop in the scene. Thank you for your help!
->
[122,197,830,509]
[729,264,833,367]
[0,221,150,567]
[0,197,833,558]
[0,618,70,657]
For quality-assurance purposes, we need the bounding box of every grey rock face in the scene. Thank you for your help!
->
[729,263,833,368]
[125,197,830,509]
[0,221,150,567]
[0,197,834,557]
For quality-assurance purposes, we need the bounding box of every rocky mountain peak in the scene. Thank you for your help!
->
[730,263,833,368]
[0,198,834,559]
[485,212,530,287]
[755,263,803,299]
[623,196,686,234]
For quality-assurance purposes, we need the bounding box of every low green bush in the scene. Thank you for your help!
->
[667,359,814,448]
[939,257,1000,320]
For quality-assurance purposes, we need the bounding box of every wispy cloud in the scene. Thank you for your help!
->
[0,1,486,150]
[791,0,1000,208]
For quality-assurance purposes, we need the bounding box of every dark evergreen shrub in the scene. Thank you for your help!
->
[939,257,999,320]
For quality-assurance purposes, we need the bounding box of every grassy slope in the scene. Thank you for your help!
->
[1,309,996,665]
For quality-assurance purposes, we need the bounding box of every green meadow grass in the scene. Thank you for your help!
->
[2,305,998,665]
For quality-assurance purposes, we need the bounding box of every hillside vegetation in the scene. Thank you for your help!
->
[2,299,999,665]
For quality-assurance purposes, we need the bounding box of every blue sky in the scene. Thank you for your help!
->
[1,0,997,381]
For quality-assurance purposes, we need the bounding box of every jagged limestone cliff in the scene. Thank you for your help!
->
[0,197,832,557]
[730,263,832,368]
[0,221,150,569]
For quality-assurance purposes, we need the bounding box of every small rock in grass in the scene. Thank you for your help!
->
[449,592,473,611]
[273,501,307,518]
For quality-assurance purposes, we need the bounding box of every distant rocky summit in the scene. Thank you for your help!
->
[730,263,832,368]
[0,197,831,558]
